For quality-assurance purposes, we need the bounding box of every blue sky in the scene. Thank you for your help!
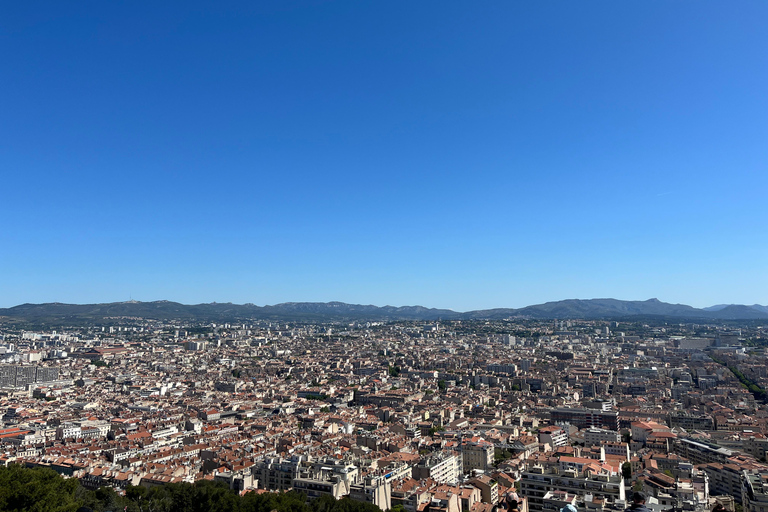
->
[1,1,766,310]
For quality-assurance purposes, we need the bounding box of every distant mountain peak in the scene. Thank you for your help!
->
[2,298,767,323]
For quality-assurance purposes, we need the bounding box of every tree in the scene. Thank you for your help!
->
[0,465,80,512]
[126,485,148,511]
[81,485,132,512]
[429,426,445,437]
[622,462,632,480]
[494,448,514,467]
[0,464,404,512]
[313,494,338,512]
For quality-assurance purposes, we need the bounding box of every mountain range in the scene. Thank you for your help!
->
[1,298,767,323]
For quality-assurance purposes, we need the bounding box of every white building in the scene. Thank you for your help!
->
[584,428,621,447]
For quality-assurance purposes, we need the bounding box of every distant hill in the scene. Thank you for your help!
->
[464,298,706,320]
[0,300,461,323]
[701,304,768,319]
[259,301,460,320]
[1,298,767,324]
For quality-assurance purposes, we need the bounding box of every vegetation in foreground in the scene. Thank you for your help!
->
[0,464,390,512]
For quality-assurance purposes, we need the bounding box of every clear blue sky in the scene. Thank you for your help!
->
[2,1,767,310]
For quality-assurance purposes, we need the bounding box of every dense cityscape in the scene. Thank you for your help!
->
[4,0,765,510]
[1,309,768,512]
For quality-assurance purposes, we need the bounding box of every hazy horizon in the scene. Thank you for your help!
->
[1,296,765,313]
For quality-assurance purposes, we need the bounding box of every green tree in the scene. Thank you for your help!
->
[0,464,414,512]
[429,426,445,436]
[494,448,514,467]
[0,465,80,512]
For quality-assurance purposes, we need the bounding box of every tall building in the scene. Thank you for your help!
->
[15,366,36,388]
[349,475,392,511]
[583,428,621,447]
[550,408,619,431]
[0,365,61,388]
[742,471,768,512]
[462,438,494,473]
[413,451,463,484]
[36,366,59,383]
[253,456,304,491]
[520,463,625,512]
[0,366,15,387]
[539,426,569,448]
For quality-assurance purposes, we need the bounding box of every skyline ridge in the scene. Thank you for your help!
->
[3,297,768,323]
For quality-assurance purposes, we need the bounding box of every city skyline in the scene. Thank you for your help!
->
[2,1,767,310]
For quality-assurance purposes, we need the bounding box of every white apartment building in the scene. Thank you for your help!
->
[584,428,621,447]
